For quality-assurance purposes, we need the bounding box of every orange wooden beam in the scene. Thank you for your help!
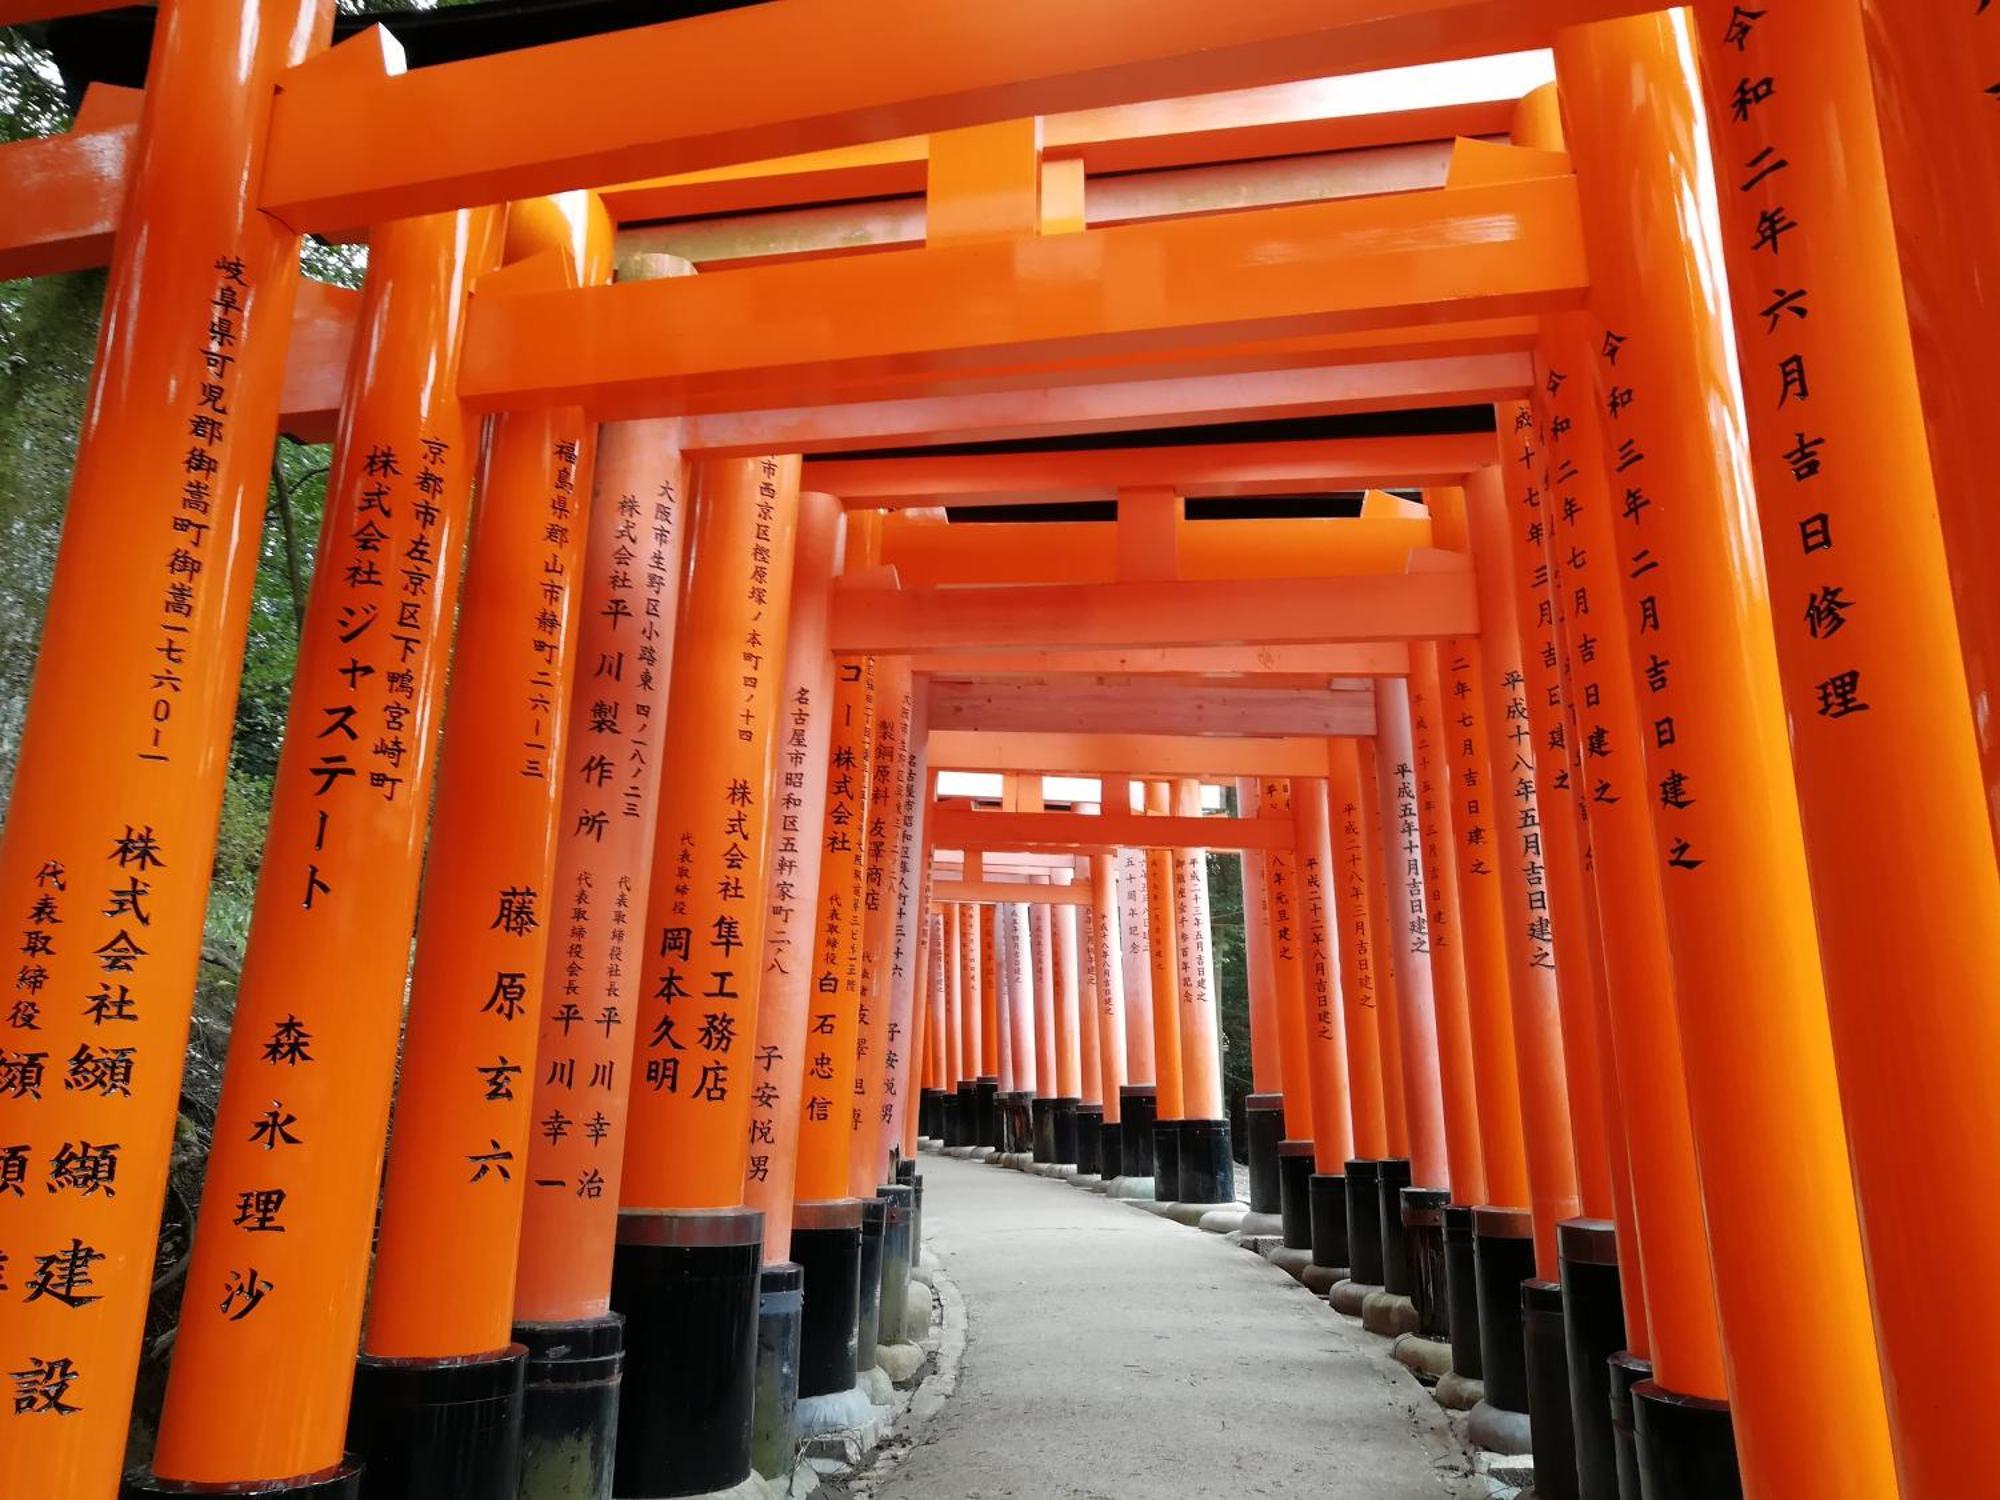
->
[928,679,1376,736]
[917,644,1411,677]
[808,433,1492,505]
[829,572,1478,655]
[457,177,1581,418]
[680,354,1530,455]
[0,85,140,281]
[931,805,1291,852]
[928,730,1336,777]
[256,0,1646,234]
[928,878,1093,906]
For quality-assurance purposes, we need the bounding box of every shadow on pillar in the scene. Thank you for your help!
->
[1150,1121,1182,1202]
[1245,1093,1284,1214]
[610,1207,762,1498]
[1443,1205,1484,1382]
[512,1314,623,1500]
[1559,1219,1625,1500]
[1344,1159,1385,1285]
[1075,1104,1103,1175]
[792,1201,862,1401]
[751,1264,802,1482]
[1377,1159,1414,1296]
[1175,1119,1232,1203]
[347,1343,526,1500]
[1402,1188,1451,1340]
[1277,1142,1314,1250]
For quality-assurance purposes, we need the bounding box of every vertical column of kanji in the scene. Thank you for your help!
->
[1293,778,1358,1280]
[1325,744,1393,1295]
[974,900,999,1149]
[1024,879,1058,1164]
[347,198,608,1500]
[1071,851,1106,1178]
[999,902,1029,1157]
[1087,843,1129,1182]
[1690,7,2000,1493]
[1168,781,1228,1204]
[882,693,931,1170]
[1857,1,2000,847]
[954,900,981,1146]
[1555,15,1896,1494]
[1139,784,1186,1198]
[739,490,841,1488]
[512,399,687,1321]
[741,493,844,1263]
[1255,780,1316,1255]
[1234,779,1287,1223]
[1528,316,1727,1421]
[1042,875,1081,1169]
[923,910,949,1138]
[1355,743,1409,1168]
[139,206,503,1497]
[612,456,802,1500]
[0,3,331,1493]
[991,905,1015,1098]
[942,903,962,1098]
[788,653,874,1412]
[850,661,907,1189]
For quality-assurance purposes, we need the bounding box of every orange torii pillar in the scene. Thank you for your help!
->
[0,0,329,1492]
[1113,834,1160,1193]
[1527,315,1729,1493]
[1403,660,1490,1351]
[349,201,608,1499]
[879,705,933,1176]
[1234,779,1288,1228]
[1003,899,1038,1160]
[849,658,910,1189]
[1366,683,1452,1323]
[1028,877,1062,1165]
[942,899,963,1126]
[612,456,802,1498]
[1558,13,1899,1495]
[738,490,844,1480]
[973,903,1002,1151]
[1687,9,2000,1495]
[1855,3,2000,853]
[952,901,981,1149]
[507,315,694,1500]
[789,651,875,1420]
[1139,783,1188,1201]
[135,206,503,1499]
[919,909,950,1143]
[1169,780,1234,1211]
[1070,851,1108,1181]
[1355,741,1411,1166]
[1294,780,1361,1289]
[1087,837,1131,1185]
[1044,870,1086,1170]
[1252,778,1318,1265]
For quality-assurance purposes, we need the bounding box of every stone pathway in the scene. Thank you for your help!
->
[870,1154,1481,1500]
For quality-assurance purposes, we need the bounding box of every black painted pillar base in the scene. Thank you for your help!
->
[856,1199,887,1371]
[1634,1380,1741,1500]
[1377,1158,1414,1295]
[1032,1096,1056,1162]
[1277,1141,1315,1250]
[1471,1206,1535,1416]
[919,1088,944,1141]
[909,1178,924,1263]
[1075,1103,1103,1175]
[791,1200,862,1401]
[611,1207,762,1499]
[751,1265,802,1482]
[1308,1172,1348,1268]
[1245,1093,1285,1214]
[125,1465,361,1498]
[1175,1118,1233,1202]
[1098,1111,1125,1179]
[1345,1159,1385,1284]
[940,1092,965,1148]
[1607,1352,1651,1500]
[1559,1219,1625,1500]
[1052,1096,1081,1165]
[1523,1279,1578,1500]
[1119,1085,1158,1178]
[1150,1120,1182,1201]
[876,1185,915,1350]
[974,1077,1002,1149]
[1443,1204,1483,1381]
[345,1344,525,1500]
[513,1315,622,1500]
[1402,1188,1451,1339]
[955,1080,979,1147]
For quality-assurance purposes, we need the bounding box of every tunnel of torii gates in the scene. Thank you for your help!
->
[0,1,1995,1499]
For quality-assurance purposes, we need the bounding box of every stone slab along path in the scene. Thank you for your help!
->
[877,1155,1479,1499]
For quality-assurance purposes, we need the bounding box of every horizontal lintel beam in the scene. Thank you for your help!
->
[930,805,1289,852]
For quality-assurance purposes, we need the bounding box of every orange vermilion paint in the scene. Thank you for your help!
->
[1141,783,1185,1120]
[1291,778,1354,1172]
[1256,779,1316,1148]
[1324,742,1389,1163]
[1169,780,1222,1120]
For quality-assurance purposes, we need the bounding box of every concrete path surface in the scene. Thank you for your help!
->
[874,1154,1480,1500]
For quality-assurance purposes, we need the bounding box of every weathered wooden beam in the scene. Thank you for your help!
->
[930,805,1291,852]
[917,644,1412,677]
[928,730,1337,777]
[928,679,1376,737]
